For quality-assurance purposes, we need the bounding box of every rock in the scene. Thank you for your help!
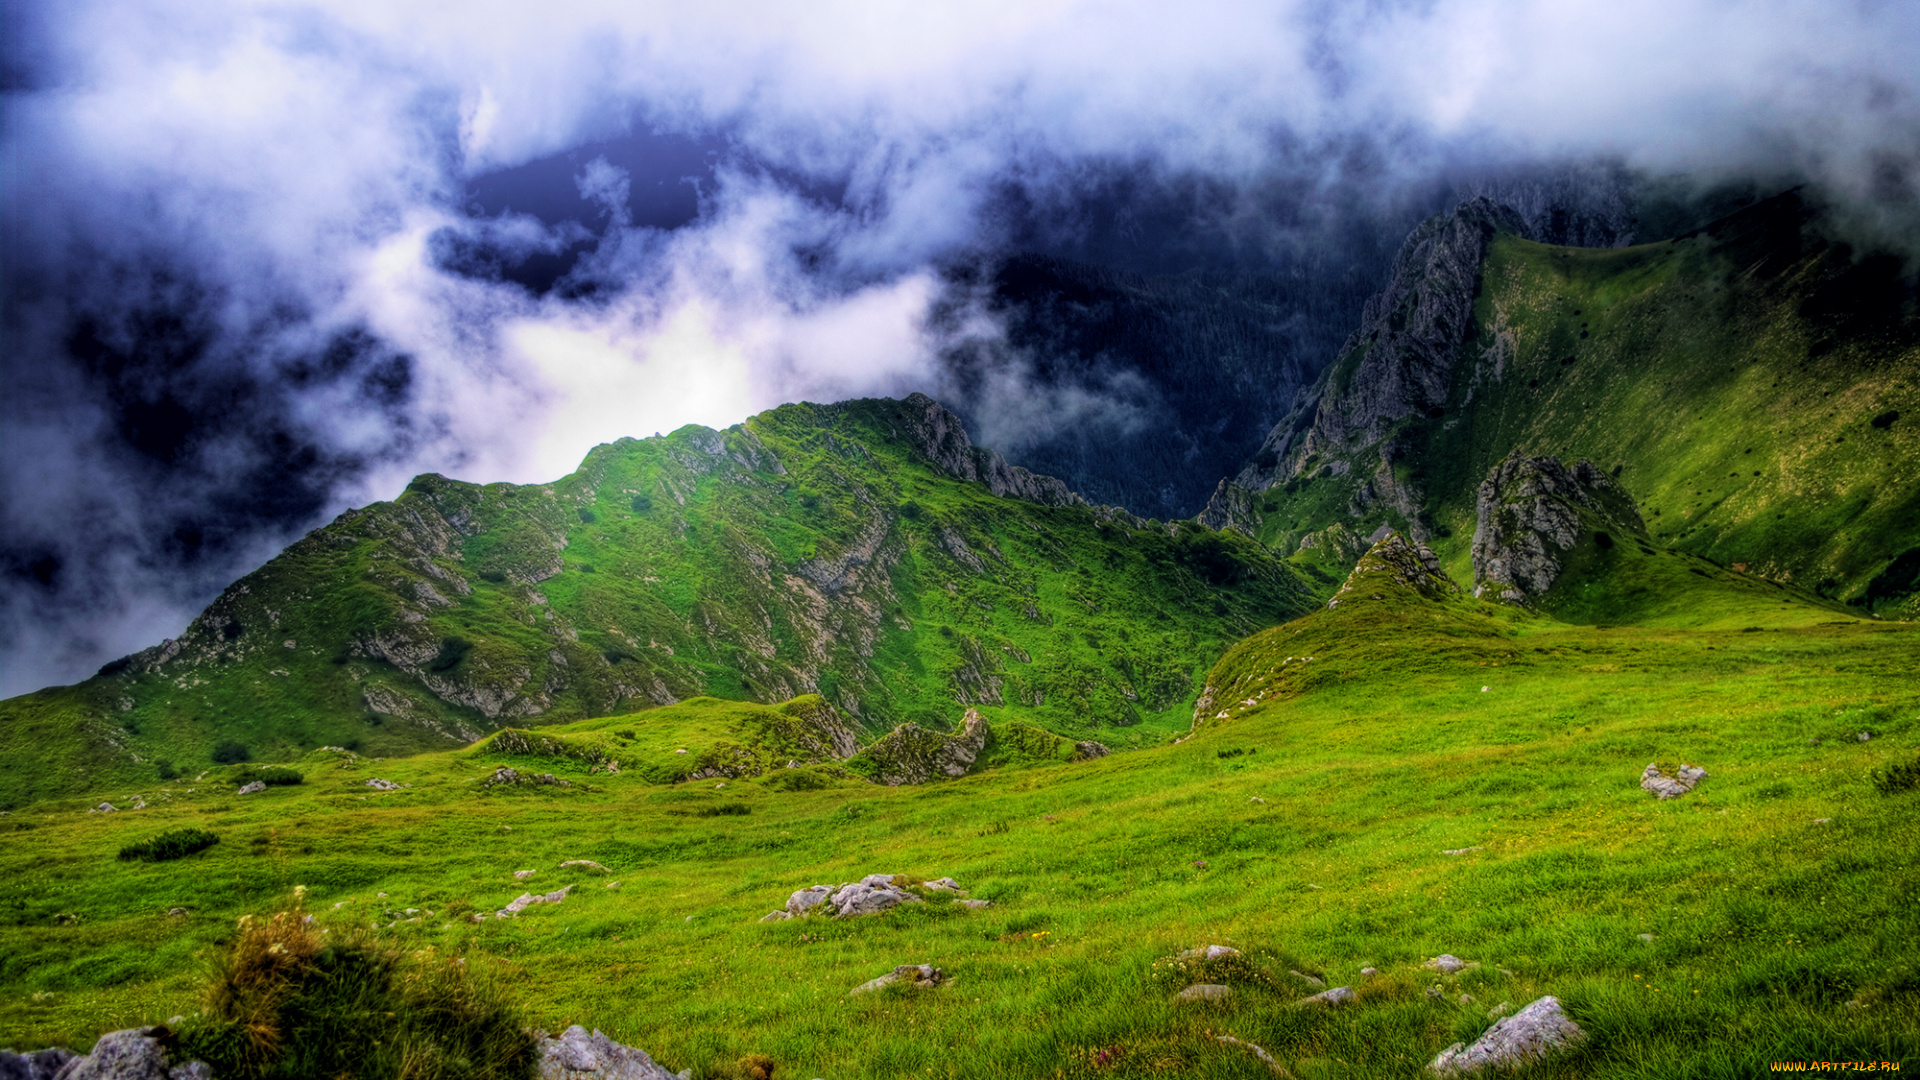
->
[1858,731,1872,743]
[15,1027,212,1080]
[485,766,521,786]
[1458,993,1475,1005]
[785,885,834,916]
[1214,1034,1290,1076]
[1640,763,1707,799]
[536,1025,678,1079]
[830,881,917,917]
[0,1047,78,1080]
[560,860,609,873]
[922,877,963,893]
[1360,967,1378,977]
[1471,454,1646,606]
[1177,984,1231,1003]
[1637,933,1655,942]
[1072,741,1111,762]
[1428,995,1586,1076]
[365,778,401,791]
[91,803,117,813]
[957,899,992,910]
[849,964,945,996]
[759,910,791,923]
[498,884,573,918]
[1290,970,1325,988]
[1177,945,1241,962]
[165,908,186,917]
[236,781,266,795]
[1300,986,1354,1006]
[859,710,990,785]
[515,870,537,881]
[1423,955,1475,975]
[1441,847,1483,856]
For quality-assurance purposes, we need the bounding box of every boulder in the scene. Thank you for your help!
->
[1177,984,1231,1002]
[498,884,573,918]
[831,881,916,917]
[1641,763,1707,799]
[0,1047,78,1080]
[785,885,834,916]
[957,899,992,910]
[849,964,945,996]
[1177,945,1241,962]
[1300,986,1354,1006]
[1423,955,1474,975]
[8,1028,210,1080]
[236,781,266,795]
[536,1025,678,1079]
[1429,996,1586,1076]
[485,767,521,786]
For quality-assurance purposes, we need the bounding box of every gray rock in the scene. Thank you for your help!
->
[1290,970,1325,988]
[537,1025,677,1079]
[1177,984,1231,1002]
[498,884,573,918]
[30,1028,209,1080]
[90,804,117,814]
[1301,986,1355,1006]
[485,766,521,786]
[1641,763,1707,799]
[236,781,266,795]
[1213,1035,1287,1076]
[922,877,963,893]
[1176,945,1240,961]
[0,1047,79,1080]
[1360,967,1379,977]
[759,910,791,922]
[1423,954,1473,974]
[515,870,537,881]
[560,860,609,873]
[1072,740,1111,762]
[785,885,833,916]
[1471,454,1645,605]
[1429,995,1586,1076]
[849,964,945,996]
[364,778,400,791]
[957,899,992,910]
[830,881,917,917]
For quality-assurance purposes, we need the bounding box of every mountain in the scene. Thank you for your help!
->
[1214,190,1920,620]
[0,394,1314,806]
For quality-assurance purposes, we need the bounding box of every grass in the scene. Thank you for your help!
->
[3,569,1914,1078]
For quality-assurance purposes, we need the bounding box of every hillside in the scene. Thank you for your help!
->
[2,536,1914,1077]
[0,395,1315,807]
[1217,191,1920,620]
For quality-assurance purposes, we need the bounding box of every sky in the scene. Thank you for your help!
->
[3,0,1918,697]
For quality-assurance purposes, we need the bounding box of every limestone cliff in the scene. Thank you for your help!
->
[1470,454,1645,606]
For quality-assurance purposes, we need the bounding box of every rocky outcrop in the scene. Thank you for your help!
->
[1325,533,1460,610]
[886,394,1084,509]
[858,709,990,785]
[1198,480,1261,536]
[849,964,945,995]
[1429,996,1586,1076]
[1239,198,1528,490]
[1641,763,1708,799]
[1470,454,1644,605]
[1296,522,1371,564]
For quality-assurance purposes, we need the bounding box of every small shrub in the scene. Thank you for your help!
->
[176,892,538,1080]
[156,759,180,781]
[119,828,219,862]
[211,741,251,765]
[1870,753,1920,795]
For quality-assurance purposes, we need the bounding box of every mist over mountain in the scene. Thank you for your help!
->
[4,0,1919,696]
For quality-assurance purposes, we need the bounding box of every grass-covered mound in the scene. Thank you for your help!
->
[173,890,536,1079]
[4,558,1914,1077]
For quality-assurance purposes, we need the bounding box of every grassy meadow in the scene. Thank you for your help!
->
[3,567,1916,1078]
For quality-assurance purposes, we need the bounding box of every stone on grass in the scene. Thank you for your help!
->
[1177,945,1241,962]
[957,899,992,910]
[922,877,963,893]
[1360,967,1379,977]
[1423,955,1475,975]
[1215,1035,1289,1076]
[236,781,266,795]
[1441,847,1483,856]
[537,1025,678,1079]
[10,1027,211,1080]
[1428,996,1586,1077]
[498,884,573,918]
[560,860,609,873]
[91,803,117,813]
[365,778,400,791]
[785,885,834,916]
[1290,969,1325,988]
[759,910,791,923]
[1640,763,1707,799]
[849,964,945,996]
[515,870,537,881]
[485,767,521,787]
[1177,984,1231,1002]
[830,881,917,917]
[1300,986,1354,1006]
[0,1047,79,1080]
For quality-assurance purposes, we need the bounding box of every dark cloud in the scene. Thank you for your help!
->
[3,0,1919,695]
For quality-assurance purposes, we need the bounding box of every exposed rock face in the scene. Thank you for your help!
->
[830,879,919,917]
[1296,522,1371,564]
[536,1025,678,1080]
[890,394,1086,510]
[1641,763,1708,799]
[1470,454,1644,605]
[1323,533,1459,612]
[1198,479,1261,536]
[1429,995,1586,1076]
[0,1047,78,1080]
[1239,198,1528,491]
[860,709,990,785]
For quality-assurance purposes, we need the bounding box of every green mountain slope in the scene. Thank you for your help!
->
[1218,192,1920,619]
[0,395,1314,807]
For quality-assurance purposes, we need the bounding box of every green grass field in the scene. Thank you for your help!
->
[4,556,1915,1078]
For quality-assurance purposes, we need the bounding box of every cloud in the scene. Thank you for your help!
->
[4,0,1918,694]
